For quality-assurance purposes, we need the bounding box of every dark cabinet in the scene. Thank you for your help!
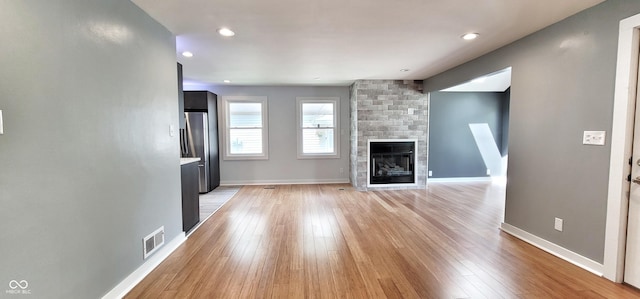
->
[184,91,209,111]
[184,91,220,189]
[181,162,199,232]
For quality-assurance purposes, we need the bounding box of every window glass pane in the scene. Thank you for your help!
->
[229,128,263,154]
[302,128,334,153]
[230,103,262,127]
[302,103,333,128]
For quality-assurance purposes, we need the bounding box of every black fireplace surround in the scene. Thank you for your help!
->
[370,141,415,185]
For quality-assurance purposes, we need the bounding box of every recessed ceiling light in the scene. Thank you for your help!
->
[218,27,235,37]
[223,80,231,83]
[400,69,409,72]
[181,51,193,57]
[462,33,479,40]
[314,77,321,80]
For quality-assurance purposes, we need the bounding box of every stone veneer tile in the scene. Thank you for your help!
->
[349,80,429,191]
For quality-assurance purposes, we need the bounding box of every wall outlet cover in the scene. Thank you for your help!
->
[554,217,563,232]
[583,131,605,145]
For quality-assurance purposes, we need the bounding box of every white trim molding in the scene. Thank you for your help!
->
[102,233,186,299]
[428,177,493,183]
[604,12,640,283]
[501,223,604,276]
[220,179,350,186]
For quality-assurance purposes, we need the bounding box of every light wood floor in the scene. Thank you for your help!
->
[126,183,640,298]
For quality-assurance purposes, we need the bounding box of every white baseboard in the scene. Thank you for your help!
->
[500,223,604,276]
[428,177,492,183]
[102,233,187,299]
[220,178,350,186]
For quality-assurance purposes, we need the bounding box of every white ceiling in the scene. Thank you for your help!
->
[132,0,604,86]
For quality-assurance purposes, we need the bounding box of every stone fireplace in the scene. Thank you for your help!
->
[350,80,428,191]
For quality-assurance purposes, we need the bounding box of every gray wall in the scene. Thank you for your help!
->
[429,91,509,178]
[424,0,640,263]
[0,1,182,298]
[186,85,350,184]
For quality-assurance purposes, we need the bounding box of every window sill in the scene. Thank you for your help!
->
[297,154,340,160]
[223,155,269,161]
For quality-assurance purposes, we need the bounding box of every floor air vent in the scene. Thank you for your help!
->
[264,186,276,189]
[143,226,165,259]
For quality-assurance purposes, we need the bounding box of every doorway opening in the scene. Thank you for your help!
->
[427,67,511,184]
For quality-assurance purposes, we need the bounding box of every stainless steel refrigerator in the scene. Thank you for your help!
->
[181,112,210,193]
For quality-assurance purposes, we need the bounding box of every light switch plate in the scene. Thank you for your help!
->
[583,131,605,145]
[169,124,175,137]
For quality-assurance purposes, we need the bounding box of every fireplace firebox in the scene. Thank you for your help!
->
[368,140,416,186]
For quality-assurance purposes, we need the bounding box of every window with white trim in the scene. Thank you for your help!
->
[296,97,340,159]
[222,96,268,160]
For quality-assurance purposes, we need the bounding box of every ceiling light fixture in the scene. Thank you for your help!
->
[223,80,231,83]
[218,27,235,37]
[181,51,193,57]
[462,33,479,40]
[400,69,409,72]
[314,77,321,80]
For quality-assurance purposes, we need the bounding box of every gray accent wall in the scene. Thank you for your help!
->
[0,1,181,298]
[429,91,509,178]
[189,85,351,184]
[424,0,640,263]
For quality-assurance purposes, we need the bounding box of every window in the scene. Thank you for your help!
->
[296,97,340,159]
[222,96,268,160]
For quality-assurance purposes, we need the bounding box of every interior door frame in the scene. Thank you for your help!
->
[604,13,640,283]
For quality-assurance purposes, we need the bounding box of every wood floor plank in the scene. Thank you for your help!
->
[125,182,640,298]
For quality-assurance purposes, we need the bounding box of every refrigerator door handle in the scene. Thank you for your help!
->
[180,128,189,156]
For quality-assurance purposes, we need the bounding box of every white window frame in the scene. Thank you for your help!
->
[296,97,340,159]
[221,96,269,160]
